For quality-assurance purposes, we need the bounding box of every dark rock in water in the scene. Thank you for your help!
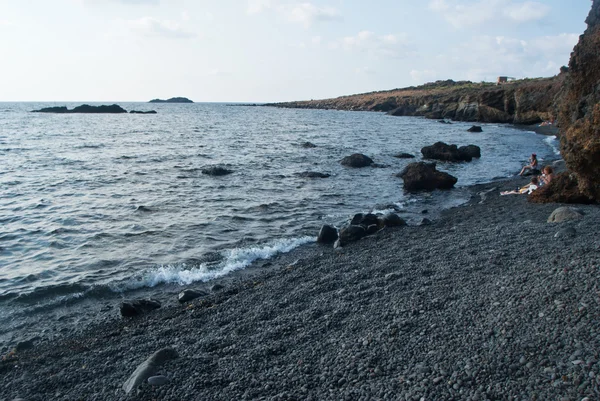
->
[130,110,157,114]
[422,141,476,162]
[421,209,429,214]
[340,153,373,168]
[458,144,481,159]
[438,120,452,124]
[32,104,128,114]
[201,166,233,176]
[301,141,317,148]
[178,289,207,303]
[338,225,366,246]
[120,299,161,317]
[351,213,379,228]
[149,97,193,103]
[370,163,388,168]
[211,284,224,292]
[380,213,406,227]
[123,348,178,394]
[393,153,415,159]
[398,162,458,191]
[467,125,483,132]
[528,172,595,204]
[297,171,330,178]
[421,141,462,162]
[317,225,338,244]
[419,218,432,226]
[547,206,584,223]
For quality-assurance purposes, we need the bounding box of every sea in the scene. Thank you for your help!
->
[0,102,560,344]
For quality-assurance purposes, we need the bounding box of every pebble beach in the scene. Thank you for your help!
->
[1,172,599,401]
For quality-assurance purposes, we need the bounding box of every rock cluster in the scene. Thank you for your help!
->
[421,141,481,162]
[32,104,128,113]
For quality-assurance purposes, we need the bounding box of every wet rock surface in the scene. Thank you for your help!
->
[340,153,374,168]
[398,162,458,191]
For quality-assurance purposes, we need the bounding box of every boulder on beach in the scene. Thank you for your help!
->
[178,289,207,303]
[351,213,379,228]
[317,225,338,244]
[340,153,373,168]
[380,213,407,227]
[337,225,367,246]
[120,299,161,317]
[201,166,233,176]
[122,348,179,394]
[467,125,483,132]
[32,104,128,114]
[393,153,416,159]
[397,162,458,191]
[547,207,584,223]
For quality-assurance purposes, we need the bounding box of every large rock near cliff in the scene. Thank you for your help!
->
[557,0,600,202]
[528,172,595,204]
[397,162,457,191]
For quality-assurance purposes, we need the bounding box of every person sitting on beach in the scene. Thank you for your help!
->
[519,153,538,176]
[539,165,554,186]
[501,176,539,195]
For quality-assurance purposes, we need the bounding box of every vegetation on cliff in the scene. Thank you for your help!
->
[270,76,565,125]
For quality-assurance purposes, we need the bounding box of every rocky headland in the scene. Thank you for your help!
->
[269,75,565,125]
[149,97,194,103]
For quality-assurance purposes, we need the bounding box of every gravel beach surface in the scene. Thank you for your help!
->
[1,175,599,401]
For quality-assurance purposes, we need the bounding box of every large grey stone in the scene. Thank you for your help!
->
[123,348,178,394]
[547,207,584,223]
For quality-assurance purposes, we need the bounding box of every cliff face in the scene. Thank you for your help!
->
[271,77,563,124]
[558,0,600,201]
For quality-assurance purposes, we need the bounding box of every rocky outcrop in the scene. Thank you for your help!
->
[130,110,157,114]
[149,97,194,103]
[32,104,128,113]
[557,0,600,202]
[421,142,480,162]
[528,172,595,204]
[269,77,564,124]
[397,162,457,191]
[340,154,373,168]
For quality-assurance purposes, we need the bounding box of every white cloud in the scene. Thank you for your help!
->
[410,69,438,82]
[127,16,196,39]
[311,36,322,45]
[355,66,375,75]
[429,0,550,28]
[340,31,411,58]
[247,1,341,27]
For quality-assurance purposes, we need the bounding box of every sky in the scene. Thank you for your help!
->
[0,0,593,102]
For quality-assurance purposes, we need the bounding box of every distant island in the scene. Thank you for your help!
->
[32,104,128,114]
[148,97,194,103]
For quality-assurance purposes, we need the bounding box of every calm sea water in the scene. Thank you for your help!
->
[0,102,558,340]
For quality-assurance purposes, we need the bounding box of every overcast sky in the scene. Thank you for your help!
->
[0,0,592,102]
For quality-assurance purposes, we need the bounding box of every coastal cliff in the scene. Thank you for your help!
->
[558,0,600,202]
[270,76,564,124]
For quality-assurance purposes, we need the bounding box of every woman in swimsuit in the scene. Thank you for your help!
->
[519,153,538,176]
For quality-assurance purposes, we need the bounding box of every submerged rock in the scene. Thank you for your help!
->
[296,171,330,178]
[120,299,161,317]
[340,153,373,168]
[301,141,317,148]
[458,145,481,160]
[398,162,457,191]
[393,153,416,159]
[201,166,233,176]
[467,125,483,132]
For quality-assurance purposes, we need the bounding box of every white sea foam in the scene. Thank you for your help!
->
[116,236,315,290]
[543,135,561,155]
